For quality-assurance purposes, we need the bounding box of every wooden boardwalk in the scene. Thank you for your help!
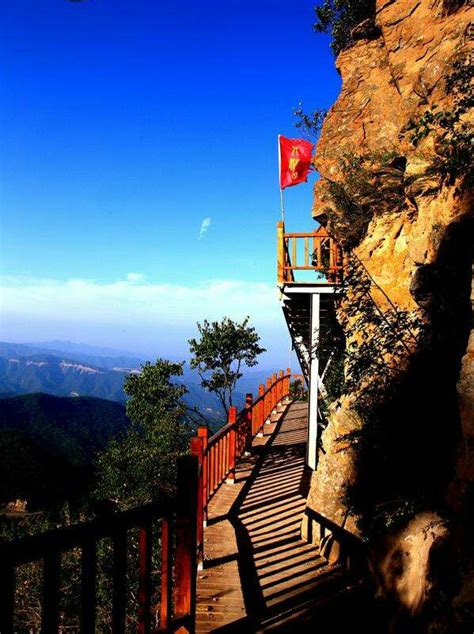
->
[195,401,362,632]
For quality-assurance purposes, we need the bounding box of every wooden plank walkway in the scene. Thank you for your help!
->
[195,401,360,632]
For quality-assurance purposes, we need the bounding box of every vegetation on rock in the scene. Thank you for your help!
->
[404,55,473,187]
[293,104,326,141]
[313,0,377,56]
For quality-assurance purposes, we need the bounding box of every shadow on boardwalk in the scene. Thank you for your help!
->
[196,401,374,632]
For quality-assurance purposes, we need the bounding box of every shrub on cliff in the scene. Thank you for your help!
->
[313,0,377,56]
[405,55,473,188]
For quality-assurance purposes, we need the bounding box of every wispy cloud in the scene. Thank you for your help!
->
[0,274,278,326]
[126,272,147,283]
[198,216,211,240]
[0,274,289,362]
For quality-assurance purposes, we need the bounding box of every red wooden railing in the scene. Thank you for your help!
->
[277,221,344,285]
[190,368,292,566]
[0,456,199,634]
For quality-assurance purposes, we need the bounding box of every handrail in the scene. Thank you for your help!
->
[0,501,175,564]
[190,368,293,567]
[277,220,344,285]
[0,456,199,634]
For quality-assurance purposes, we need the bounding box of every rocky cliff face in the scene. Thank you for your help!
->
[304,0,473,629]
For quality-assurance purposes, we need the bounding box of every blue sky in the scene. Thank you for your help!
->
[0,0,341,367]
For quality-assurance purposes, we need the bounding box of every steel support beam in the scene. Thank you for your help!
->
[307,293,320,471]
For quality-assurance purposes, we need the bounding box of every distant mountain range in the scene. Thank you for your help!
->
[0,341,228,421]
[0,341,146,372]
[0,341,279,419]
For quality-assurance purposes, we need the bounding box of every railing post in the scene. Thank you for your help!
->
[257,384,265,435]
[112,530,127,634]
[285,367,291,398]
[42,550,61,634]
[277,221,285,285]
[198,427,209,526]
[271,373,277,412]
[138,519,152,634]
[160,516,173,632]
[277,370,283,403]
[226,407,237,484]
[244,393,253,453]
[174,455,198,633]
[81,537,97,634]
[0,559,15,634]
[191,436,204,570]
[264,378,271,423]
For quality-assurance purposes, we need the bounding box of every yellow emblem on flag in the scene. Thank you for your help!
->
[289,146,300,179]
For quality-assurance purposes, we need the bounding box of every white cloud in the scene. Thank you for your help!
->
[198,216,211,240]
[126,272,147,283]
[0,274,279,327]
[0,274,292,365]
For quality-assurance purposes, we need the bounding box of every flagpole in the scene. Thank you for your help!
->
[277,135,285,224]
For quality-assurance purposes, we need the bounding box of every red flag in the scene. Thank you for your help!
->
[278,135,314,190]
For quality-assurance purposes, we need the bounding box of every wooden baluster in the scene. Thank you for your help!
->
[214,443,219,492]
[227,407,237,483]
[0,559,15,634]
[304,237,309,267]
[224,434,228,478]
[191,436,204,569]
[257,384,264,434]
[225,432,229,474]
[292,237,297,269]
[265,378,271,421]
[285,367,291,398]
[277,221,285,285]
[81,536,96,634]
[174,456,198,633]
[278,370,284,403]
[42,550,60,634]
[112,531,127,634]
[244,393,253,452]
[138,519,152,634]
[160,517,172,631]
[272,373,277,411]
[218,438,223,484]
[198,427,209,524]
[209,444,215,493]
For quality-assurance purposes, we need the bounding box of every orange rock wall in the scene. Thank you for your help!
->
[305,0,473,627]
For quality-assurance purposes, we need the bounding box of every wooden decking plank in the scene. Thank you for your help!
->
[195,400,350,632]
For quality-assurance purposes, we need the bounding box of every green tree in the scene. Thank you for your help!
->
[188,317,266,416]
[95,359,190,508]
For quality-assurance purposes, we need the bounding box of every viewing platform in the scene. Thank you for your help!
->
[276,222,344,470]
[276,221,344,290]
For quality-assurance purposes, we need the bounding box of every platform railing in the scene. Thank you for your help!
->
[277,221,344,285]
[0,456,199,634]
[190,369,293,566]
